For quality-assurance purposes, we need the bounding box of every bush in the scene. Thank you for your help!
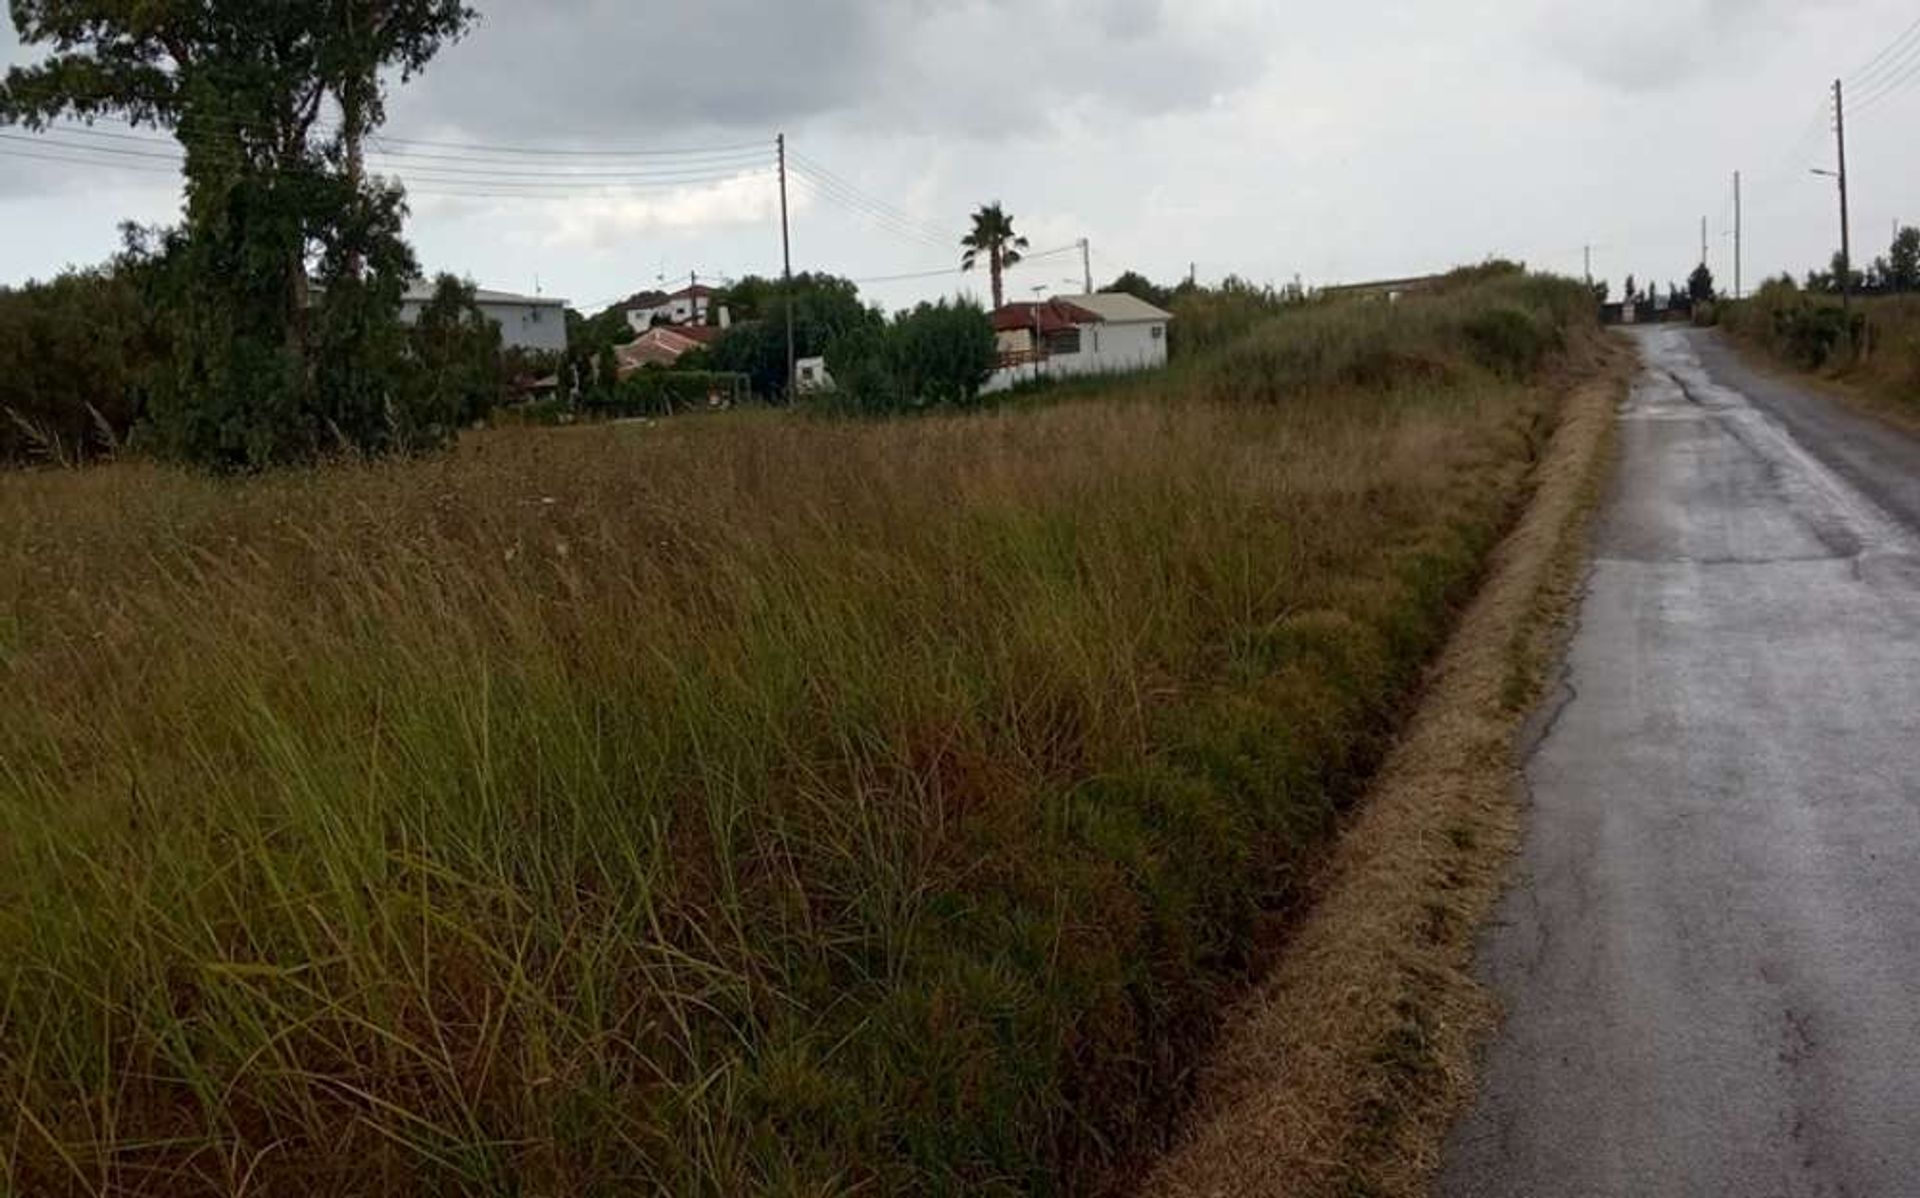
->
[1724,278,1865,370]
[592,369,744,417]
[829,298,998,415]
[0,267,157,466]
[1462,305,1558,378]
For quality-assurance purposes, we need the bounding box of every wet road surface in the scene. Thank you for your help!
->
[1439,327,1920,1197]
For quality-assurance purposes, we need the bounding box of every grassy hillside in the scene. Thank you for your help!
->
[0,273,1595,1196]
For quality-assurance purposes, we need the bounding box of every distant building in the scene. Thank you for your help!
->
[1317,274,1446,303]
[615,324,725,375]
[623,284,719,333]
[984,292,1173,393]
[611,289,670,332]
[399,283,568,355]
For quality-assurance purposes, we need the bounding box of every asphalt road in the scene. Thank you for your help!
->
[1439,327,1920,1198]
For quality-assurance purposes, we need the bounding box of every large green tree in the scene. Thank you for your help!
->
[960,202,1029,310]
[708,273,877,399]
[1888,226,1920,294]
[1,0,476,468]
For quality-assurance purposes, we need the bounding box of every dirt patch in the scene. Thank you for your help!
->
[1135,338,1631,1198]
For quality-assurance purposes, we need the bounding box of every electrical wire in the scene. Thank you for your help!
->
[0,130,778,197]
[1850,52,1920,116]
[788,150,952,244]
[1847,15,1920,92]
[787,172,951,253]
[21,122,774,182]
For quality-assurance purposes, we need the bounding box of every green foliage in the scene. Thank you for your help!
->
[594,342,621,401]
[828,298,999,414]
[1888,226,1920,293]
[1169,275,1295,358]
[1723,277,1866,369]
[1,0,476,470]
[0,265,158,465]
[596,370,744,417]
[1104,270,1175,310]
[1462,306,1561,378]
[567,304,637,354]
[707,274,879,399]
[400,275,505,431]
[1688,263,1716,304]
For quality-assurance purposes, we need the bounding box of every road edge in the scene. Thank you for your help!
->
[1715,325,1920,440]
[1137,337,1631,1198]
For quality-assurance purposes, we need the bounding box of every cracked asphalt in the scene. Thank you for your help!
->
[1439,326,1920,1198]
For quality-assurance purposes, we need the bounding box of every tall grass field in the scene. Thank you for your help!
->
[0,272,1595,1196]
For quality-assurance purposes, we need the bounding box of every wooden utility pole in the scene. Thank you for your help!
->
[777,133,795,398]
[1835,79,1853,313]
[1584,244,1592,287]
[1080,238,1092,294]
[1734,171,1742,301]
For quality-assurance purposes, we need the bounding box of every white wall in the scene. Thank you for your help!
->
[1050,320,1168,378]
[400,298,568,354]
[983,320,1170,394]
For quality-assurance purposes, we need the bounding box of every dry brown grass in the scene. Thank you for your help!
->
[0,277,1602,1196]
[1136,336,1630,1198]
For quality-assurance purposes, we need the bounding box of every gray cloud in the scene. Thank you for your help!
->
[1536,0,1823,92]
[390,0,1261,144]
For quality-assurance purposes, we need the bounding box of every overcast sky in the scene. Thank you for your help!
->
[3,0,1917,312]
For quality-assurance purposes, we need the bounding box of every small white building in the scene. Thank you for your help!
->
[795,356,835,394]
[983,293,1173,394]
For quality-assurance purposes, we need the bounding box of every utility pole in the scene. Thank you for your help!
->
[1835,79,1853,313]
[1584,244,1592,287]
[1079,238,1092,294]
[777,133,795,399]
[1734,171,1743,301]
[1701,215,1709,269]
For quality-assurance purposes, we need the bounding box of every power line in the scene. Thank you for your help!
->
[787,168,951,248]
[1847,15,1920,91]
[1850,52,1920,115]
[13,101,774,160]
[0,131,779,196]
[788,151,952,244]
[848,243,1082,287]
[26,122,774,181]
[788,172,951,252]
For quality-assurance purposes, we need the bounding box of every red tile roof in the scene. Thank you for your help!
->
[991,299,1099,335]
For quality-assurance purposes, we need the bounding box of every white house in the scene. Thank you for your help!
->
[399,283,569,355]
[623,284,718,333]
[984,293,1173,393]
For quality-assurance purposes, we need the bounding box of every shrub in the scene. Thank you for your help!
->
[829,298,998,414]
[1462,305,1557,378]
[597,370,745,417]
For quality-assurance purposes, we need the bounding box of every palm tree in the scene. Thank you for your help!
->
[960,203,1030,310]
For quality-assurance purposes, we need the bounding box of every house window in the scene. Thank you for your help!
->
[1046,329,1082,356]
[1150,324,1164,340]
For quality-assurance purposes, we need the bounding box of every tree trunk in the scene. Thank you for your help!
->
[990,249,1004,310]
